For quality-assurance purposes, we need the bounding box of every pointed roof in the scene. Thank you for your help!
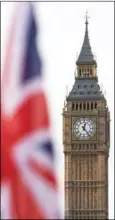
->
[76,12,96,65]
[66,77,104,101]
[66,13,104,102]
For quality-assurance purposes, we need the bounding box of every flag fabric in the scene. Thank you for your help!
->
[1,2,60,219]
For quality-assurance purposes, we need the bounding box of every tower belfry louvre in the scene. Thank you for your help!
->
[63,13,110,220]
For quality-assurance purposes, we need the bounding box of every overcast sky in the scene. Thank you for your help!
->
[1,2,114,219]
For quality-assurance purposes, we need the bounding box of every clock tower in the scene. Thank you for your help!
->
[63,14,110,219]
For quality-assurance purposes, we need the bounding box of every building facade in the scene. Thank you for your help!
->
[63,15,110,219]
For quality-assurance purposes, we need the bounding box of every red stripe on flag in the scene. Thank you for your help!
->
[11,92,50,145]
[1,92,50,182]
[2,92,49,146]
[11,173,48,219]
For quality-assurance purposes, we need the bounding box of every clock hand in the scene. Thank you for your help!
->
[81,124,89,136]
[82,123,86,131]
[82,126,85,131]
[84,127,90,136]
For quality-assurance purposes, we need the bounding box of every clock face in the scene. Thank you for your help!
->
[73,117,96,140]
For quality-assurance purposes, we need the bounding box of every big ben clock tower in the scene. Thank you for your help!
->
[63,14,110,220]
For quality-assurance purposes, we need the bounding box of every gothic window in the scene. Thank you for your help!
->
[76,103,78,110]
[88,67,90,74]
[88,68,90,76]
[83,103,86,110]
[89,71,92,77]
[85,68,87,75]
[80,102,82,110]
[87,102,89,110]
[79,144,81,150]
[86,144,89,148]
[91,102,93,109]
[79,188,81,209]
[87,190,89,209]
[91,159,93,180]
[95,102,97,109]
[79,69,82,77]
[72,103,74,110]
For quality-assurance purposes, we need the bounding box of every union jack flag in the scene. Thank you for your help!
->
[1,2,60,219]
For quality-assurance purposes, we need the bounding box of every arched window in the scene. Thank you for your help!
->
[72,103,74,110]
[87,103,89,110]
[79,144,81,150]
[79,69,81,76]
[88,68,90,74]
[82,69,85,76]
[94,144,96,149]
[86,68,88,75]
[80,102,82,110]
[91,102,93,109]
[95,102,97,109]
[83,103,86,110]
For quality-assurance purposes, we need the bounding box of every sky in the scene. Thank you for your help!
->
[1,2,114,219]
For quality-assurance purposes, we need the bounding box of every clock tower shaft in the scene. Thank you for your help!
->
[63,13,110,220]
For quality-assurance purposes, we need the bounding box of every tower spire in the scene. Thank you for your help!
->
[85,10,89,32]
[76,12,96,66]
